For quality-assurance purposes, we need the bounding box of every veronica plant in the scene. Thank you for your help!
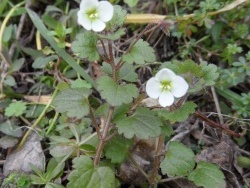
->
[146,68,189,107]
[77,0,114,32]
[24,0,224,187]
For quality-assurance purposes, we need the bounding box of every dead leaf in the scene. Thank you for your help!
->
[24,95,51,104]
[3,132,45,176]
[196,141,233,170]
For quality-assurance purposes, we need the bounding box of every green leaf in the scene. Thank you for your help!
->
[3,75,16,86]
[97,76,138,106]
[29,163,44,179]
[104,135,133,163]
[0,121,23,137]
[26,9,97,89]
[161,125,174,138]
[94,104,130,123]
[118,63,138,82]
[112,104,131,123]
[211,22,223,42]
[160,60,180,73]
[45,183,65,188]
[32,55,58,69]
[124,0,139,7]
[101,63,138,82]
[188,161,226,188]
[71,79,92,89]
[3,24,13,43]
[98,28,125,40]
[122,39,155,64]
[30,174,46,184]
[160,141,195,176]
[50,145,75,158]
[71,31,99,61]
[106,5,127,31]
[45,158,65,181]
[67,156,115,188]
[5,101,27,117]
[53,88,91,118]
[178,59,203,77]
[116,107,162,139]
[25,105,46,118]
[101,62,112,74]
[9,58,25,73]
[157,102,197,123]
[201,62,219,86]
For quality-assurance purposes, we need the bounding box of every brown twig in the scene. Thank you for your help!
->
[94,106,114,166]
[149,135,165,187]
[104,129,118,142]
[194,111,241,138]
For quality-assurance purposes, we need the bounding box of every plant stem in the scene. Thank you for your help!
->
[108,41,117,81]
[18,86,59,149]
[149,134,165,187]
[160,176,183,183]
[45,112,59,135]
[94,106,114,166]
[128,153,149,179]
[89,107,101,139]
[100,39,109,61]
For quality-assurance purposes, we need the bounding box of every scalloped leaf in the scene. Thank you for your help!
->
[201,62,219,86]
[106,5,127,31]
[98,28,125,40]
[118,63,138,82]
[116,107,162,139]
[160,141,195,177]
[188,161,226,188]
[67,156,115,188]
[5,101,27,117]
[122,39,155,64]
[53,88,91,118]
[178,59,203,77]
[104,135,133,163]
[97,76,138,106]
[71,31,99,61]
[157,102,197,123]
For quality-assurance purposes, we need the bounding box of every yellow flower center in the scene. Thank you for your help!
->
[160,80,172,91]
[87,9,99,20]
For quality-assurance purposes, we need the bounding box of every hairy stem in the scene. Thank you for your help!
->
[94,106,114,166]
[149,134,165,187]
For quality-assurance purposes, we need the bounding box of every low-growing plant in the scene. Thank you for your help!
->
[1,0,249,187]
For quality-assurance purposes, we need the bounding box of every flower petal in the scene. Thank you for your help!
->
[80,0,99,12]
[171,76,189,98]
[77,11,92,30]
[159,91,174,107]
[146,77,161,99]
[97,1,114,22]
[155,68,176,82]
[91,19,106,32]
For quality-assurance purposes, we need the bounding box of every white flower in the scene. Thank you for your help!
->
[77,0,114,32]
[146,68,188,107]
